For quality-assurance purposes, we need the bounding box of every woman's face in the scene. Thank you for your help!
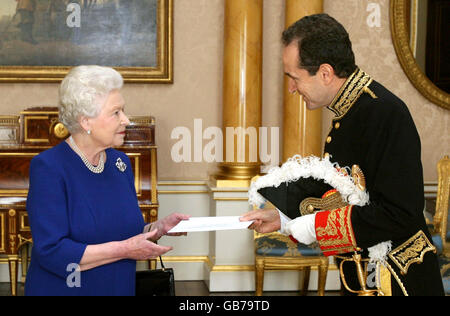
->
[86,90,130,149]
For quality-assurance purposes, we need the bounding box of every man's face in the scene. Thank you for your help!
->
[283,43,329,110]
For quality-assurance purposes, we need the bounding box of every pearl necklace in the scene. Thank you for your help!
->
[69,136,105,174]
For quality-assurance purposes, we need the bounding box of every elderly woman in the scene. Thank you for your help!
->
[25,66,189,296]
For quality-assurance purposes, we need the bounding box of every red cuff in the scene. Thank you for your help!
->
[289,235,299,244]
[315,205,358,256]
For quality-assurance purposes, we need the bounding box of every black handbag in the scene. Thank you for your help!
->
[136,256,175,296]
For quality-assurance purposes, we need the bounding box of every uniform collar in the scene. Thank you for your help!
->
[327,68,375,119]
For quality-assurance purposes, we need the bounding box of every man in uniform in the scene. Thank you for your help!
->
[241,14,444,296]
[15,0,37,44]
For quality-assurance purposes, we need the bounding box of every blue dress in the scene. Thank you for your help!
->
[25,141,145,296]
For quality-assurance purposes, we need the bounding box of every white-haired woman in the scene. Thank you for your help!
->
[25,66,189,296]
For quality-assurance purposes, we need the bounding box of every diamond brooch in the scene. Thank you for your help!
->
[116,157,127,172]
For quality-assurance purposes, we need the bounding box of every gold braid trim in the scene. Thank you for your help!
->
[299,190,348,216]
[327,68,374,120]
[385,262,409,296]
[363,86,378,99]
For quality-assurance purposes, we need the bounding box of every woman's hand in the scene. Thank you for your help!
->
[79,229,175,271]
[149,213,191,241]
[122,229,173,261]
[240,209,281,234]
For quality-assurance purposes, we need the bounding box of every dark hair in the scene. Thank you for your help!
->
[282,14,357,78]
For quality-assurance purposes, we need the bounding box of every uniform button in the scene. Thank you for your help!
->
[334,122,340,129]
[326,136,332,143]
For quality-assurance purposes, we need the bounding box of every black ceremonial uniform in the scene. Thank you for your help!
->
[319,68,444,296]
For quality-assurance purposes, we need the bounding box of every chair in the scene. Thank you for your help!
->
[252,177,329,296]
[429,156,450,294]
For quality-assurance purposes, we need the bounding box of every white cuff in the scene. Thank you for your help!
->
[285,214,317,245]
[143,223,152,233]
[277,210,291,235]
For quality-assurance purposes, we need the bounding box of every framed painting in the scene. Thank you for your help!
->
[0,0,173,83]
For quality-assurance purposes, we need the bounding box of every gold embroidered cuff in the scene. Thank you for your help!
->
[315,206,358,256]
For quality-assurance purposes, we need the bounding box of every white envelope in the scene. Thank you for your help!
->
[168,216,253,233]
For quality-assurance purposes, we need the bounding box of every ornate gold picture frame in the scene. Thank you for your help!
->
[390,0,449,110]
[0,0,172,83]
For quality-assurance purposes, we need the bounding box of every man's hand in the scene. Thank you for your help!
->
[240,209,281,234]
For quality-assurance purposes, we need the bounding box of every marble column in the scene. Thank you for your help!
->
[214,0,263,187]
[283,0,324,162]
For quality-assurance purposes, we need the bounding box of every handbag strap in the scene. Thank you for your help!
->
[159,256,166,270]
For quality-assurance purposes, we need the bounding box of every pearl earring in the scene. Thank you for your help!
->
[87,130,91,135]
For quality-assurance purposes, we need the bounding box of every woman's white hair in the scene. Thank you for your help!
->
[59,65,124,134]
